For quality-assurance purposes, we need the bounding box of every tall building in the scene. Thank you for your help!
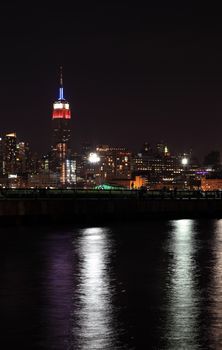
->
[17,141,31,174]
[3,132,17,175]
[51,67,72,185]
[0,136,3,175]
[96,145,132,181]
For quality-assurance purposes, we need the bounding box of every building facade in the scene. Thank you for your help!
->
[50,67,73,185]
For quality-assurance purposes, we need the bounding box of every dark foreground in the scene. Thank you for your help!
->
[1,220,222,349]
[1,189,222,224]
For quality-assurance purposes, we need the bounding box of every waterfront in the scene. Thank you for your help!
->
[1,220,222,349]
[2,190,222,224]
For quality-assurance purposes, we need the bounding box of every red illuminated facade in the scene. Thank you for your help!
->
[52,102,71,120]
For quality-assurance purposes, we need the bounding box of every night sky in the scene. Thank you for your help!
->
[1,3,222,159]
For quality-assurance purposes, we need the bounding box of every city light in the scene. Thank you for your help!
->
[181,157,188,166]
[0,67,218,192]
[88,153,100,164]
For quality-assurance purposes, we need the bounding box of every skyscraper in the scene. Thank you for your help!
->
[51,67,72,185]
[3,132,17,175]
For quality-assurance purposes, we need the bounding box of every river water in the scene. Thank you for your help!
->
[1,219,222,349]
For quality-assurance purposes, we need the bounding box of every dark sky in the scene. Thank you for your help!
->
[1,3,222,159]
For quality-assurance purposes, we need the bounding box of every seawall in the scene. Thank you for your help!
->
[1,196,222,225]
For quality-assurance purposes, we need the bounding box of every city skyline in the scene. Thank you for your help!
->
[0,64,220,161]
[1,3,222,158]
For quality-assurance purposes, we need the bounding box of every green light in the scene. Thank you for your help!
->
[95,184,125,190]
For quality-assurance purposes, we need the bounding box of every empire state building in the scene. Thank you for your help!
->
[51,67,72,185]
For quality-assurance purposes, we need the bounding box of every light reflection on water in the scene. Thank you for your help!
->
[165,219,200,349]
[3,220,222,348]
[72,227,124,350]
[209,219,222,349]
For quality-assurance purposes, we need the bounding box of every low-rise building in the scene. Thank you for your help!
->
[201,177,222,191]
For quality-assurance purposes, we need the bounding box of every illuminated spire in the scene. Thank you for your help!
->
[53,66,71,119]
[59,66,64,100]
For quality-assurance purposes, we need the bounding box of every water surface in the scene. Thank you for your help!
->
[1,219,222,349]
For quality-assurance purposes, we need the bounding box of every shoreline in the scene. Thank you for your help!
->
[1,196,222,225]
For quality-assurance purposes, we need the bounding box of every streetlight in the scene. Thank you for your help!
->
[88,152,100,164]
[181,156,189,189]
[181,157,188,166]
[87,152,101,187]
